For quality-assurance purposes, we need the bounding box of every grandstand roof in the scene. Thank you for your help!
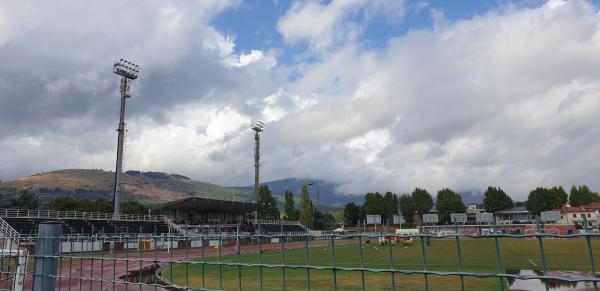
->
[152,197,267,213]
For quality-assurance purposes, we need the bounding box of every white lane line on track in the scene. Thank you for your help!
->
[528,259,537,267]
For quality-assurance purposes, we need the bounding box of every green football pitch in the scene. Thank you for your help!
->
[162,238,600,290]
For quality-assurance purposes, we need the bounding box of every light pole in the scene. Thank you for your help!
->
[112,59,140,219]
[251,121,264,222]
[307,182,319,212]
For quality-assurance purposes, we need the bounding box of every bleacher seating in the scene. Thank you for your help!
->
[2,217,39,236]
[108,220,169,234]
[257,223,305,233]
[1,217,170,236]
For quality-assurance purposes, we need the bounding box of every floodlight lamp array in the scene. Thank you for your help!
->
[251,120,264,132]
[113,59,140,79]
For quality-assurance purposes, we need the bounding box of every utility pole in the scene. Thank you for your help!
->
[112,59,140,219]
[251,121,264,222]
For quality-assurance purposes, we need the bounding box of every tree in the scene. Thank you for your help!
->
[299,184,315,228]
[314,210,335,229]
[483,186,513,213]
[9,189,40,209]
[258,185,280,219]
[398,194,415,224]
[78,199,94,212]
[332,211,344,224]
[411,188,433,216]
[93,198,114,213]
[44,197,114,213]
[343,202,361,226]
[526,186,567,214]
[436,188,466,224]
[550,186,568,207]
[43,196,79,211]
[569,185,600,206]
[283,190,298,220]
[383,192,399,221]
[121,200,149,215]
[362,192,385,217]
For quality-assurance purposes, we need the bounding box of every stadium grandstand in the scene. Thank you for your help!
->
[0,208,169,236]
[0,196,307,238]
[153,196,308,235]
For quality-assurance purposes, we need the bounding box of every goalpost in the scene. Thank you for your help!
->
[525,228,559,236]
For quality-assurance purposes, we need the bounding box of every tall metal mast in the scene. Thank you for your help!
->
[112,59,140,219]
[251,121,264,221]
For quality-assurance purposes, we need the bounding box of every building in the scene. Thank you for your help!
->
[466,204,484,224]
[553,203,600,228]
[152,196,266,225]
[153,197,309,235]
[495,206,535,224]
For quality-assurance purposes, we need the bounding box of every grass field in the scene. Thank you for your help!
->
[162,237,600,290]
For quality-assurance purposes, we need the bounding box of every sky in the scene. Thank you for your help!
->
[1,0,600,200]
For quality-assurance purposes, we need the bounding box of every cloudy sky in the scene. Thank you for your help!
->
[1,0,600,199]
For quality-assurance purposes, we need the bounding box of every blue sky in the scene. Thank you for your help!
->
[210,0,553,64]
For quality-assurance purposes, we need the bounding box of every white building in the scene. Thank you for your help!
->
[553,203,600,228]
[495,206,535,224]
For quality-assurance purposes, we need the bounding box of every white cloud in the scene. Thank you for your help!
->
[231,50,277,69]
[345,129,391,163]
[277,0,405,52]
[123,104,251,181]
[269,0,600,198]
[3,0,600,201]
[0,0,269,182]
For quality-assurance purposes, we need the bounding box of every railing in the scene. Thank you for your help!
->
[164,217,186,236]
[0,216,20,247]
[0,208,165,222]
[251,219,301,225]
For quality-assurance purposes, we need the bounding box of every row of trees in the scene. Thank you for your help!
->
[257,184,335,229]
[342,184,600,226]
[343,188,464,226]
[404,189,464,224]
[43,196,149,215]
[0,189,150,215]
[525,185,600,213]
[0,189,41,209]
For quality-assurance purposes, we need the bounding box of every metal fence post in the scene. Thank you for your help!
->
[453,219,465,291]
[582,216,598,291]
[32,221,62,291]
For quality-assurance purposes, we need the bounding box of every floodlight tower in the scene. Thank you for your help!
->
[251,121,264,221]
[307,182,321,212]
[112,59,140,219]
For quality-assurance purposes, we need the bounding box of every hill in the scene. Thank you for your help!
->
[0,170,485,210]
[232,178,362,211]
[0,169,252,204]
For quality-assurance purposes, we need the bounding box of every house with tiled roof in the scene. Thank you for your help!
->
[552,204,599,228]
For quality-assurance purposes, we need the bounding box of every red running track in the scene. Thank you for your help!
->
[12,239,355,291]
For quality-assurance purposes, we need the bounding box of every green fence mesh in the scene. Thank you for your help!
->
[0,218,599,291]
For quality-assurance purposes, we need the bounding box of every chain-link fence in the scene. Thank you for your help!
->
[1,219,599,291]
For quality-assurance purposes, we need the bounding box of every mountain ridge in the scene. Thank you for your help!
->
[0,170,484,210]
[0,169,252,204]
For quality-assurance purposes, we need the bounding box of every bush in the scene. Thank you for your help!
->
[143,172,170,179]
[121,200,149,215]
